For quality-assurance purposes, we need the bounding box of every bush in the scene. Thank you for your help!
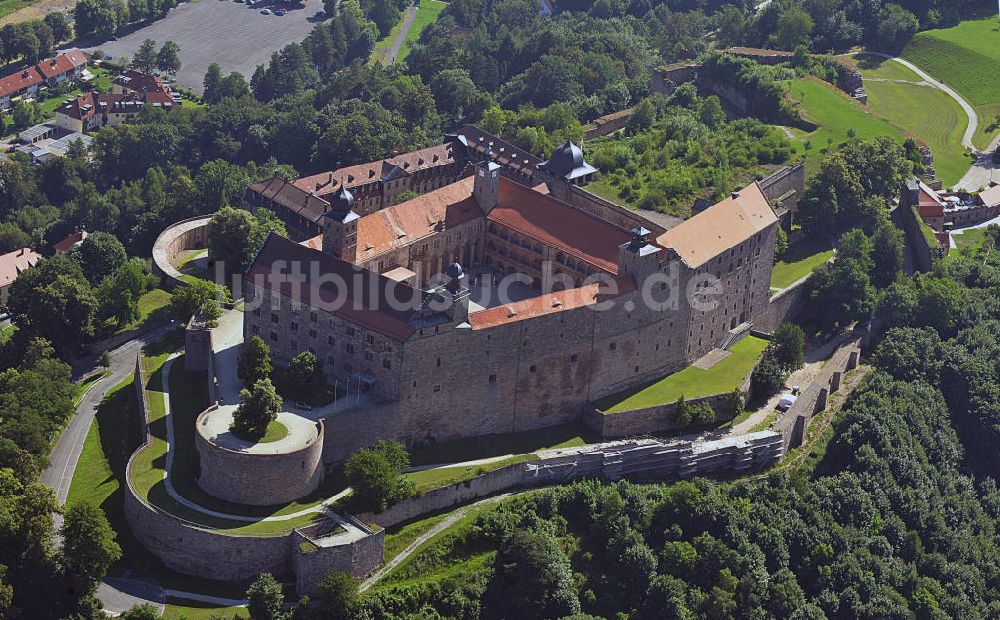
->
[343,440,415,512]
[750,353,787,401]
[771,323,805,371]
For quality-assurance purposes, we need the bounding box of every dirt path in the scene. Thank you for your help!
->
[0,0,73,26]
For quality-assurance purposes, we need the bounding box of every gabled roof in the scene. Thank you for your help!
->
[36,49,87,79]
[247,233,420,341]
[113,69,169,95]
[447,125,542,179]
[0,68,42,98]
[655,182,776,269]
[356,177,481,259]
[386,143,456,174]
[53,228,87,253]
[468,276,635,328]
[248,176,331,223]
[487,178,632,274]
[293,161,391,196]
[0,248,40,288]
[978,185,1000,209]
[916,180,945,208]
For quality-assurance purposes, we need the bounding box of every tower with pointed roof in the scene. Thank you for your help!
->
[321,184,360,262]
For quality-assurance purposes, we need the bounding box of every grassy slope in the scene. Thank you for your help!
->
[408,421,595,466]
[383,512,450,562]
[771,237,834,290]
[785,77,907,175]
[162,599,244,620]
[405,455,536,493]
[597,335,770,413]
[397,0,447,62]
[0,0,35,19]
[851,53,921,81]
[863,79,969,186]
[901,15,1000,149]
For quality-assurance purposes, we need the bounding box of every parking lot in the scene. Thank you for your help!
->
[81,0,325,93]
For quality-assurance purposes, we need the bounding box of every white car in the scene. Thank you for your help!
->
[776,392,798,411]
[260,8,271,14]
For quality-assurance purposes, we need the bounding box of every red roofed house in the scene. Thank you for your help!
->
[53,227,88,255]
[54,88,179,134]
[0,49,88,110]
[0,248,40,307]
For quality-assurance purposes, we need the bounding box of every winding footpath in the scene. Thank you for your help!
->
[385,4,418,65]
[850,51,999,190]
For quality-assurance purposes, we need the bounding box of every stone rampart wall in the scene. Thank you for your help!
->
[897,204,934,272]
[194,407,325,506]
[758,163,806,217]
[151,216,212,290]
[562,185,668,235]
[293,519,385,597]
[584,110,632,139]
[773,335,862,451]
[758,275,811,334]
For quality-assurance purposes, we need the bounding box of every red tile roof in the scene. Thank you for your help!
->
[53,228,88,253]
[56,90,178,121]
[356,177,481,259]
[35,49,87,79]
[0,68,42,99]
[248,177,331,224]
[488,178,632,274]
[468,276,635,328]
[0,248,40,288]
[247,233,419,341]
[113,69,169,95]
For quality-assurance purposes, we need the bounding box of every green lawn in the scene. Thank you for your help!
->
[596,335,770,413]
[851,53,921,81]
[2,67,114,137]
[951,227,987,251]
[398,0,447,62]
[104,288,172,335]
[863,79,970,186]
[162,598,244,619]
[258,420,288,443]
[770,237,834,289]
[785,77,908,175]
[408,421,595,466]
[0,0,35,19]
[404,455,536,493]
[0,324,16,345]
[901,14,1000,149]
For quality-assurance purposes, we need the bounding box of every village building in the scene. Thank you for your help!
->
[0,248,40,307]
[53,228,88,255]
[0,49,88,110]
[54,71,181,134]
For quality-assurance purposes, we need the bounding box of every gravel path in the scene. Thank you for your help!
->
[385,4,418,64]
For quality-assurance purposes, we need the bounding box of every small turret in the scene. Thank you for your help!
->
[473,161,501,214]
[322,184,359,262]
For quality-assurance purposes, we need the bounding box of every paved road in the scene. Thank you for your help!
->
[40,323,177,514]
[385,4,417,64]
[850,52,999,190]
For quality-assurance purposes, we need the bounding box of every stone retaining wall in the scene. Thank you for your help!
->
[773,335,862,451]
[293,517,385,598]
[151,216,212,290]
[758,275,811,334]
[194,406,325,506]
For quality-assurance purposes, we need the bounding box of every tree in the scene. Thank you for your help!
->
[871,221,905,288]
[44,12,72,42]
[72,231,127,285]
[169,278,224,322]
[8,256,97,352]
[628,98,656,132]
[0,223,31,254]
[772,323,805,371]
[208,206,285,273]
[808,258,876,329]
[771,7,813,50]
[239,337,273,388]
[156,40,181,74]
[837,228,873,273]
[319,571,358,620]
[774,225,788,258]
[133,38,157,73]
[74,0,127,38]
[872,326,943,383]
[203,63,222,103]
[120,603,160,620]
[285,351,323,398]
[486,529,580,620]
[97,259,146,327]
[750,353,786,401]
[343,440,414,511]
[876,4,919,51]
[231,378,281,440]
[247,573,285,620]
[60,502,122,594]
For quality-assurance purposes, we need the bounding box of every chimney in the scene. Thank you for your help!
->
[473,161,501,214]
[731,191,740,200]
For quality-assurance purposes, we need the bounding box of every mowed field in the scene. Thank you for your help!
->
[784,77,906,174]
[901,15,1000,149]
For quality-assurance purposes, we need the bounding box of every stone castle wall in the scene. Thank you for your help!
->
[758,163,806,220]
[151,216,212,290]
[293,518,385,598]
[560,185,668,235]
[757,275,812,334]
[194,406,326,506]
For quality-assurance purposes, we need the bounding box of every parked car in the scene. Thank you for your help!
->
[275,8,286,14]
[260,7,271,13]
[776,392,798,411]
[295,401,313,411]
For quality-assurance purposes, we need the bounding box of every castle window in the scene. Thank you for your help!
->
[529,365,536,373]
[365,351,373,361]
[291,322,298,332]
[327,355,335,366]
[291,340,298,351]
[436,357,441,367]
[609,342,616,350]
[270,331,278,342]
[310,311,317,322]
[488,374,497,384]
[271,313,278,323]
[433,385,441,393]
[309,328,317,338]
[571,354,578,362]
[328,336,335,346]
[635,365,639,373]
[346,343,354,354]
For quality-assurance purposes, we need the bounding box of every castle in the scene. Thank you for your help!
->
[241,134,780,455]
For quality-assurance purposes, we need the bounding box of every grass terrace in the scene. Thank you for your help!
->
[398,0,447,61]
[162,598,244,620]
[851,53,921,81]
[408,422,596,466]
[595,335,769,413]
[901,14,1000,149]
[382,512,451,562]
[770,237,834,290]
[404,455,536,493]
[784,77,907,175]
[952,227,988,252]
